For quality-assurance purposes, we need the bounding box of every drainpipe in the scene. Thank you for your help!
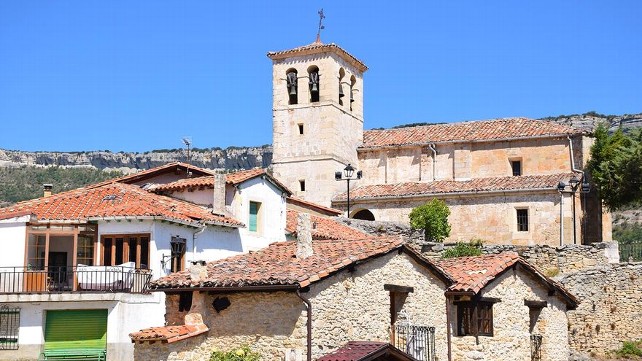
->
[296,289,312,361]
[445,298,452,361]
[429,144,437,181]
[192,224,207,262]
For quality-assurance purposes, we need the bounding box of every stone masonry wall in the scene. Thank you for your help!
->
[450,267,570,361]
[560,263,642,358]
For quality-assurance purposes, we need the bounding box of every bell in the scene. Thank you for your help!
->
[289,86,297,96]
[311,83,318,93]
[339,84,345,98]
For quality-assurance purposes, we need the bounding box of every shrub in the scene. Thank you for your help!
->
[442,240,483,259]
[616,340,642,358]
[210,346,261,361]
[409,199,451,243]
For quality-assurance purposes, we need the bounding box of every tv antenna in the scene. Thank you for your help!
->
[316,8,325,43]
[182,137,192,175]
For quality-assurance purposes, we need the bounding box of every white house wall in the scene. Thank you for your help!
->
[165,188,213,207]
[229,176,286,251]
[0,220,26,268]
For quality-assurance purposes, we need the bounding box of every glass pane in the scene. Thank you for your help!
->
[77,235,94,266]
[140,239,149,269]
[27,234,46,270]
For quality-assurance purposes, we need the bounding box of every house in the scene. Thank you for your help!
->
[0,162,290,361]
[130,222,577,361]
[268,40,611,246]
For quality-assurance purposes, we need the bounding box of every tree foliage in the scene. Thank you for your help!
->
[0,166,122,206]
[587,124,642,210]
[409,199,451,242]
[210,346,261,361]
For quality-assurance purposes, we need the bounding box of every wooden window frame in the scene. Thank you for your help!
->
[24,224,98,269]
[456,300,495,337]
[100,234,150,269]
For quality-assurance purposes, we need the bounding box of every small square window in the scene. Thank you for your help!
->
[299,180,306,192]
[298,123,304,135]
[457,302,493,336]
[517,209,529,232]
[511,160,522,176]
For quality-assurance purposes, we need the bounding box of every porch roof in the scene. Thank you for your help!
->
[0,182,243,228]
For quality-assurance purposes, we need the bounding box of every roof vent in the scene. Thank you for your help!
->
[102,194,118,201]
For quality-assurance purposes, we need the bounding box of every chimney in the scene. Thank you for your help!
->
[189,262,208,283]
[212,173,226,215]
[43,184,53,198]
[296,213,313,259]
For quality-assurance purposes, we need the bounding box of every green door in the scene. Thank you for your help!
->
[44,309,107,350]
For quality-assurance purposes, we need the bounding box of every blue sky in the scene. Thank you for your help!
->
[1,1,640,152]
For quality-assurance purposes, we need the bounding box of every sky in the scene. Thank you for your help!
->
[0,1,640,152]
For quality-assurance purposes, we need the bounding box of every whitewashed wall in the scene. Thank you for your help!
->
[0,217,27,267]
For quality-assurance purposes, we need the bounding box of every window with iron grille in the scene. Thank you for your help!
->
[0,306,19,350]
[517,209,529,232]
[457,302,493,336]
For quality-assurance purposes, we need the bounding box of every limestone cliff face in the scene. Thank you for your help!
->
[541,112,642,133]
[0,146,273,172]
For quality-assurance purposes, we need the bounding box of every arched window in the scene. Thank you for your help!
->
[308,65,320,103]
[338,68,346,106]
[352,209,375,221]
[286,69,298,105]
[350,75,357,111]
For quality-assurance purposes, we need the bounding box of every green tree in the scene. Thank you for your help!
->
[409,199,451,242]
[588,125,642,210]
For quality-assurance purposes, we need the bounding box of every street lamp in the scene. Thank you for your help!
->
[335,164,362,218]
[557,175,591,245]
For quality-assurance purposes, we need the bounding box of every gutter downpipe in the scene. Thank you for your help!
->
[429,144,437,181]
[192,224,207,262]
[296,288,312,361]
[567,135,584,245]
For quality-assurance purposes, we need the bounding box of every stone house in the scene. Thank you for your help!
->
[130,227,577,361]
[0,162,290,360]
[268,40,611,246]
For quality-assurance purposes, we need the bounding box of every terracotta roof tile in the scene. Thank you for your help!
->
[318,341,413,361]
[287,196,342,216]
[267,41,368,72]
[285,210,369,241]
[0,182,243,227]
[361,118,580,149]
[129,323,208,344]
[151,237,404,290]
[435,252,520,293]
[334,173,573,201]
[92,162,215,187]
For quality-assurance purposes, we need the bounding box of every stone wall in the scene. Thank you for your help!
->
[450,266,571,361]
[560,263,642,357]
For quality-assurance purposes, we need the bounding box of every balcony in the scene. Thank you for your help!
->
[0,265,152,294]
[393,324,436,361]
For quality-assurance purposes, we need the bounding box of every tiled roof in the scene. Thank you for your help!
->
[151,237,405,289]
[150,168,292,195]
[361,118,580,149]
[333,173,573,201]
[318,341,414,361]
[434,252,578,307]
[285,210,369,241]
[435,252,520,293]
[129,324,208,344]
[96,162,215,186]
[0,182,243,227]
[0,210,33,221]
[287,196,342,216]
[267,41,368,72]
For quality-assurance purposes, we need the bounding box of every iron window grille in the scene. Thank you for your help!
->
[0,306,19,350]
[517,209,529,232]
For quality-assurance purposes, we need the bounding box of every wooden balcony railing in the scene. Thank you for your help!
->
[0,266,152,294]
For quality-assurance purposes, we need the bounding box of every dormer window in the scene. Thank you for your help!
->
[286,69,298,105]
[308,66,320,103]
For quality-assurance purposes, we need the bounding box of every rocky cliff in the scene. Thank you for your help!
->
[540,112,642,133]
[0,146,273,173]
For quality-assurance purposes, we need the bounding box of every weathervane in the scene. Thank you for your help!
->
[316,8,325,43]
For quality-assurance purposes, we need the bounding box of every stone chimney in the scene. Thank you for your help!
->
[43,184,53,198]
[212,173,226,215]
[296,213,313,259]
[189,262,208,283]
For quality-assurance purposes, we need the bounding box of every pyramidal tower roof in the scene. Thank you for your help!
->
[267,41,368,73]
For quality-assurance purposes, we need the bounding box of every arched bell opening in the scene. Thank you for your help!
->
[307,65,320,103]
[286,68,298,105]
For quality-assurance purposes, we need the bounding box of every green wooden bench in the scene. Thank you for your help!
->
[39,348,106,361]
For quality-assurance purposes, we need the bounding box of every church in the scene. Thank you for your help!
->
[268,40,612,246]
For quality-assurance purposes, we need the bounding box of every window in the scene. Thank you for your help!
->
[0,306,19,350]
[178,292,193,312]
[457,301,494,336]
[249,201,261,232]
[101,234,150,269]
[77,234,95,265]
[27,234,46,270]
[299,180,306,192]
[338,68,345,106]
[511,160,522,176]
[298,123,304,135]
[517,209,529,232]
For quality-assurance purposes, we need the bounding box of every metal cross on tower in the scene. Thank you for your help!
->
[316,8,325,43]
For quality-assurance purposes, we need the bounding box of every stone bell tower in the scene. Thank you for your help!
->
[268,41,368,207]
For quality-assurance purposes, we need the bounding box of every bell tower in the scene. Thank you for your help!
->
[268,40,367,207]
